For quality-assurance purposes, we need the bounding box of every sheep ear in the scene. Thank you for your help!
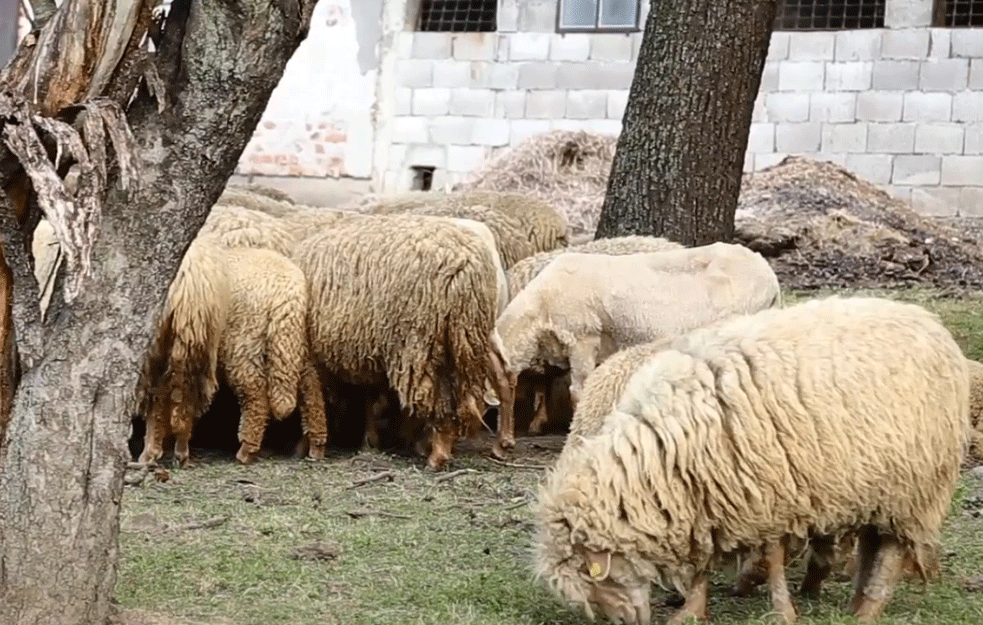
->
[583,549,613,581]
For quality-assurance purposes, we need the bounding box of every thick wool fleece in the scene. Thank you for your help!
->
[532,296,970,618]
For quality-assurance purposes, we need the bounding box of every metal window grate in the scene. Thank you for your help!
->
[938,0,983,26]
[418,0,497,32]
[774,0,886,30]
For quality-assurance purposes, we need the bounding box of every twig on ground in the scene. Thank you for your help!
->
[167,515,229,532]
[502,497,531,511]
[433,468,478,483]
[347,470,396,489]
[345,509,411,520]
[489,458,548,470]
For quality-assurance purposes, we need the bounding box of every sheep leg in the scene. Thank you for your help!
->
[729,548,770,597]
[234,382,271,465]
[765,538,797,624]
[296,363,327,460]
[800,533,838,595]
[488,341,516,459]
[138,409,166,466]
[362,391,387,450]
[170,406,193,467]
[851,533,907,623]
[527,379,550,435]
[667,574,709,624]
[847,526,881,615]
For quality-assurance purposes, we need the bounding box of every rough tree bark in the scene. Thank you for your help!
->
[0,1,315,623]
[594,0,778,246]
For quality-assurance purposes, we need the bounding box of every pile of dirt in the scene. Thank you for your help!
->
[456,129,617,237]
[462,130,983,291]
[736,157,983,291]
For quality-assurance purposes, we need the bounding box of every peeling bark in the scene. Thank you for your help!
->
[594,0,778,246]
[0,1,316,623]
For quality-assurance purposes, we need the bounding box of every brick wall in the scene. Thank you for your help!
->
[380,0,983,217]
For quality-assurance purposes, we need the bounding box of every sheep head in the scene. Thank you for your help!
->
[576,547,652,625]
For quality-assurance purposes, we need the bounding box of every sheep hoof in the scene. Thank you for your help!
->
[308,444,326,461]
[490,438,515,460]
[235,445,259,465]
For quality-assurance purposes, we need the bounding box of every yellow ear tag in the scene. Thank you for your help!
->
[589,562,603,578]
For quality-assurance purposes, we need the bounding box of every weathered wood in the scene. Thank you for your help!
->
[594,0,779,246]
[0,2,316,624]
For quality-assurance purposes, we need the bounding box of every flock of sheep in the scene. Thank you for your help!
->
[29,182,982,624]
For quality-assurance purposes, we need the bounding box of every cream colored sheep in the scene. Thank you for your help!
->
[218,185,299,217]
[358,189,569,255]
[506,234,684,301]
[492,242,782,458]
[489,234,686,431]
[291,214,500,470]
[532,296,970,625]
[139,237,312,466]
[227,182,296,204]
[360,199,536,269]
[199,204,297,257]
[967,358,983,465]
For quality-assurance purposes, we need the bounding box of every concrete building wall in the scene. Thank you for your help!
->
[235,0,382,180]
[377,0,983,217]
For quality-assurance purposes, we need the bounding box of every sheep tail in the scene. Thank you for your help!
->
[266,290,306,420]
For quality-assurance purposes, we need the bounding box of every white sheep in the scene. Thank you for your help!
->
[492,241,782,458]
[532,295,970,625]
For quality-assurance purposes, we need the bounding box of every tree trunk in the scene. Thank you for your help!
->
[0,1,315,623]
[594,0,778,246]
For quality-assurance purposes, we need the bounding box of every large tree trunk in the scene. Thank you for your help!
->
[594,0,778,246]
[0,1,315,623]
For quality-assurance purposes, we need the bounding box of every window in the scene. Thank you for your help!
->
[774,0,886,30]
[410,166,435,191]
[557,0,641,32]
[417,0,497,32]
[935,0,983,26]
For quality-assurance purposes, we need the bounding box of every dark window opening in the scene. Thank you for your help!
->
[410,166,435,191]
[936,0,983,26]
[418,1,497,32]
[774,0,886,30]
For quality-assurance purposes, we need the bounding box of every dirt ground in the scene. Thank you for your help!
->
[117,288,983,625]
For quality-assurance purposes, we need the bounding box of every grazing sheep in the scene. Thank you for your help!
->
[492,242,782,458]
[199,204,297,257]
[291,214,500,470]
[507,234,684,301]
[360,199,537,269]
[968,359,983,465]
[491,235,685,433]
[139,237,312,466]
[218,185,298,217]
[532,296,970,625]
[230,182,296,204]
[358,189,569,255]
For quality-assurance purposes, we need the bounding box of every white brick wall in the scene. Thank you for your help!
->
[376,1,983,217]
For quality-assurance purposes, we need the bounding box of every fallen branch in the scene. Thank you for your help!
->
[489,458,548,470]
[346,470,395,489]
[432,468,478,483]
[345,509,411,520]
[502,497,531,511]
[166,515,229,532]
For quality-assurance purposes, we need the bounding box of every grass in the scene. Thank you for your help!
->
[116,287,983,625]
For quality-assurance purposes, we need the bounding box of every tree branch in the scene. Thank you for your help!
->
[0,197,42,368]
[28,0,57,30]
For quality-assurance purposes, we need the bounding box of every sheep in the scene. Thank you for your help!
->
[492,242,782,459]
[199,204,298,257]
[360,199,537,269]
[966,359,983,465]
[506,234,684,301]
[491,235,685,433]
[358,189,569,255]
[218,185,299,217]
[531,295,970,625]
[229,182,296,204]
[291,214,501,470]
[138,236,312,466]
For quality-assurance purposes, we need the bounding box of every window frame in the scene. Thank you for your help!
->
[932,0,983,27]
[556,0,643,34]
[772,0,887,31]
[415,0,498,33]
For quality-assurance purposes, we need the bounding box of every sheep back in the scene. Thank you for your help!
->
[293,214,497,435]
[218,186,298,217]
[199,204,297,257]
[506,235,683,301]
[532,295,970,615]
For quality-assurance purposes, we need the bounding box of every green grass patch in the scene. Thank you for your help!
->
[117,288,983,625]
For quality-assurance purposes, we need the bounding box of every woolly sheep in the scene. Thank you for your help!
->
[291,214,503,470]
[532,296,970,625]
[199,204,297,257]
[360,190,569,254]
[506,234,684,301]
[360,199,536,269]
[488,235,686,429]
[138,237,312,466]
[492,242,782,459]
[218,185,299,217]
[968,359,983,464]
[230,182,296,204]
